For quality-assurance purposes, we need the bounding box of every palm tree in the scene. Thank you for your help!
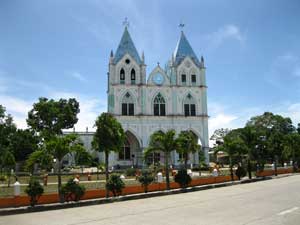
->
[176,131,200,169]
[145,130,177,190]
[45,134,84,202]
[92,113,125,198]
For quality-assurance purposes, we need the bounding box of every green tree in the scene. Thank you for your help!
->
[145,130,177,190]
[176,131,200,169]
[283,133,300,172]
[247,112,295,175]
[0,105,16,186]
[0,150,15,187]
[27,97,80,139]
[138,170,154,193]
[61,178,86,202]
[92,113,125,198]
[46,134,84,202]
[106,174,125,197]
[174,168,192,189]
[9,129,39,162]
[25,177,44,207]
[25,149,52,173]
[214,130,248,181]
[74,146,93,173]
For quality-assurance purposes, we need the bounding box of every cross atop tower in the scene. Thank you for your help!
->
[123,17,130,28]
[179,22,185,30]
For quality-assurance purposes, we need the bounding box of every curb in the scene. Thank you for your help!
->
[0,173,295,216]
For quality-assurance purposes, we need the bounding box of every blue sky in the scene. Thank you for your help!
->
[0,0,300,136]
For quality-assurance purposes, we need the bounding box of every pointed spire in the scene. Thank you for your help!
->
[113,26,142,65]
[141,51,145,63]
[200,56,205,68]
[173,31,200,67]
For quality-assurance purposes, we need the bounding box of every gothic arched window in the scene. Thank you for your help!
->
[153,93,166,116]
[131,69,136,84]
[120,68,125,84]
[122,92,134,116]
[184,93,196,116]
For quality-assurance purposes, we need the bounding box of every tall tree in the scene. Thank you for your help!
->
[47,134,85,202]
[9,129,39,162]
[92,113,125,198]
[0,105,16,186]
[283,133,300,172]
[27,97,80,139]
[145,130,177,190]
[214,130,248,181]
[246,112,295,175]
[176,131,200,169]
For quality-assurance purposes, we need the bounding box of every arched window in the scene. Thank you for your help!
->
[131,69,136,84]
[191,74,196,84]
[119,139,131,160]
[153,93,166,116]
[120,68,125,84]
[184,94,196,116]
[122,92,134,116]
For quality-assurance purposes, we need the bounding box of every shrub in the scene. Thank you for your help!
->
[106,174,125,197]
[0,174,7,183]
[125,168,136,177]
[61,179,86,202]
[174,168,192,189]
[25,177,44,207]
[138,170,154,193]
[235,165,247,180]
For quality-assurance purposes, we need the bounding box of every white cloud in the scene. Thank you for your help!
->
[205,24,245,48]
[69,72,87,82]
[0,95,33,129]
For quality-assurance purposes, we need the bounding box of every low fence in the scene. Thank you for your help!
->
[256,167,294,177]
[0,167,294,208]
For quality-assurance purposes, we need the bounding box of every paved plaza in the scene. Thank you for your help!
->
[1,175,300,225]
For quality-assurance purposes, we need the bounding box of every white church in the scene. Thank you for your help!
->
[69,25,209,168]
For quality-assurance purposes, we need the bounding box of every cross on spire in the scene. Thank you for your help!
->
[179,21,185,30]
[123,17,130,28]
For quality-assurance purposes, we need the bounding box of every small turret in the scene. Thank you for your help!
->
[200,56,205,68]
[141,51,145,64]
[110,50,114,63]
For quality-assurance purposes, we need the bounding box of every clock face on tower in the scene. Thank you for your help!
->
[152,73,164,85]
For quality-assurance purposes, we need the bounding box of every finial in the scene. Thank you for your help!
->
[123,17,130,28]
[179,21,185,31]
[110,50,113,58]
[157,62,160,67]
[142,51,145,63]
[200,56,205,68]
[86,127,88,132]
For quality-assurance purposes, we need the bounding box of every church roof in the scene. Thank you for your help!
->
[173,31,200,67]
[113,27,142,65]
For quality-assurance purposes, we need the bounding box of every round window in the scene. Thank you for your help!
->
[125,59,130,64]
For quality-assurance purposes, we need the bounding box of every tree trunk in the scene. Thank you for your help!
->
[58,160,63,203]
[184,153,188,169]
[229,156,234,181]
[105,151,109,198]
[165,152,170,190]
[274,155,278,176]
[247,158,252,179]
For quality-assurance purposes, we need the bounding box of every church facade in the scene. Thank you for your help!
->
[106,26,209,168]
